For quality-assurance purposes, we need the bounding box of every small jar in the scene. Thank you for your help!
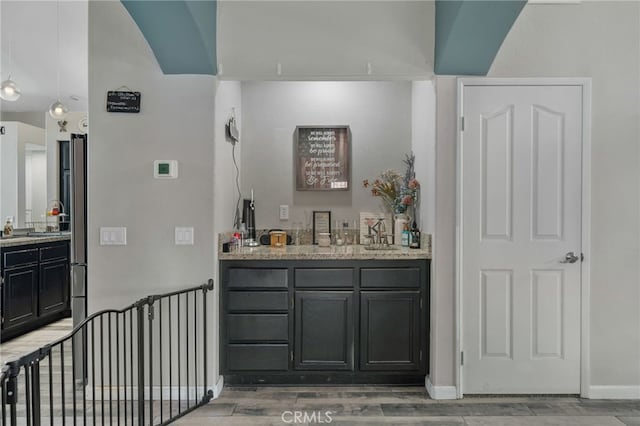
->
[318,232,331,247]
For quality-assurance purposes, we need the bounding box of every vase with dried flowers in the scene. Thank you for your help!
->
[362,153,420,244]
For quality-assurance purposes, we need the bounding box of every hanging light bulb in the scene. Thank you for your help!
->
[0,75,21,101]
[1,36,21,102]
[49,0,68,119]
[49,100,69,119]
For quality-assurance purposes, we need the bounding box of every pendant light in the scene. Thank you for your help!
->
[0,37,21,101]
[49,0,68,119]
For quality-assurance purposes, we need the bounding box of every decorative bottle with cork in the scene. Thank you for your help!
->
[3,217,14,237]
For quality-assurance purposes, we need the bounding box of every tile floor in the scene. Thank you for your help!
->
[175,387,640,425]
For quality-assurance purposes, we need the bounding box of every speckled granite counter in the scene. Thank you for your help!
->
[219,234,431,260]
[0,234,71,248]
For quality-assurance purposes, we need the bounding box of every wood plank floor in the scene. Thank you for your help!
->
[175,386,640,426]
[2,322,639,425]
[0,318,73,364]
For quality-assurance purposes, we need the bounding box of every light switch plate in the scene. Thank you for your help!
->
[100,227,127,245]
[279,205,289,220]
[175,227,194,245]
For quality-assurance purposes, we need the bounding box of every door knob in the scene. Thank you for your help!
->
[560,251,580,264]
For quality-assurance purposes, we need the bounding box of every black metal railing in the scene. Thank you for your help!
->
[1,279,214,426]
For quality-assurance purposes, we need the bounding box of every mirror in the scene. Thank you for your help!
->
[0,120,47,229]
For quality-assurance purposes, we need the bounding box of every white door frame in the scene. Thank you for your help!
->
[455,77,592,398]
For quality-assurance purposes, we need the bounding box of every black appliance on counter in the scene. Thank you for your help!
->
[242,197,259,247]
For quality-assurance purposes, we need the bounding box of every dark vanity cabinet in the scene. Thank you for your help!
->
[220,259,429,384]
[1,240,71,341]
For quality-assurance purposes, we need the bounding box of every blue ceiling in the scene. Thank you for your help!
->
[122,0,524,78]
[434,0,527,75]
[121,0,217,75]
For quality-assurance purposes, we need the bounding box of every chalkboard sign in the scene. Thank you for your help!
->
[296,126,350,191]
[106,91,141,113]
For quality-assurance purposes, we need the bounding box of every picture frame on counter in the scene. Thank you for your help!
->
[359,212,392,245]
[312,210,331,245]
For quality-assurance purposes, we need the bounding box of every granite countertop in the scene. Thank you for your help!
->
[0,233,71,248]
[219,236,431,261]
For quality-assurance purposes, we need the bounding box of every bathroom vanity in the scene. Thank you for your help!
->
[219,243,431,385]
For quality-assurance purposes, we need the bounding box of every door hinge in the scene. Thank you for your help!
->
[420,298,423,309]
[420,350,423,361]
[460,116,465,131]
[290,351,294,362]
[581,253,585,262]
[461,351,464,366]
[290,298,294,309]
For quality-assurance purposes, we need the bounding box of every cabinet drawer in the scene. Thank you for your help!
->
[228,291,288,312]
[228,314,288,342]
[227,268,288,289]
[361,268,420,288]
[40,243,68,262]
[3,248,39,269]
[227,344,289,371]
[294,268,353,288]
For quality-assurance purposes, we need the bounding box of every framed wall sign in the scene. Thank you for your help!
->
[312,211,331,245]
[295,126,350,191]
[106,90,141,113]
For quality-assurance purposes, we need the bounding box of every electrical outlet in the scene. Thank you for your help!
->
[279,205,289,220]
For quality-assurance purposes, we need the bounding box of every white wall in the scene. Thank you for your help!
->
[489,0,640,392]
[217,1,434,80]
[432,1,640,393]
[411,81,436,233]
[213,80,242,380]
[0,112,45,129]
[88,1,216,310]
[240,81,414,229]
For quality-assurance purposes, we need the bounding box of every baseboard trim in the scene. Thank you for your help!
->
[213,376,224,399]
[425,376,457,400]
[586,385,640,399]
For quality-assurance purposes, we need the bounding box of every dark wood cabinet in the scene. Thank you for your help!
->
[3,264,38,329]
[1,240,71,341]
[220,259,429,385]
[39,259,69,316]
[295,291,353,370]
[360,291,422,371]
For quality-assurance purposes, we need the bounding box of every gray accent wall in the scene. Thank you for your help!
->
[239,81,413,229]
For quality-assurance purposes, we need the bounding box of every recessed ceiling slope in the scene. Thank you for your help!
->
[121,0,217,75]
[434,0,526,75]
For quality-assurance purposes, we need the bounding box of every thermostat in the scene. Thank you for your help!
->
[154,160,178,179]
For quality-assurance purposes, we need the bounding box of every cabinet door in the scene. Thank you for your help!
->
[3,265,38,329]
[360,291,422,371]
[295,291,353,370]
[39,259,69,316]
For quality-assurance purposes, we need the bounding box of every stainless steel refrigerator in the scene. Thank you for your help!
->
[69,133,87,327]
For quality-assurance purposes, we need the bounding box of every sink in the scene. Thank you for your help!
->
[363,245,400,251]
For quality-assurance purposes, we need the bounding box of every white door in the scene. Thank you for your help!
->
[461,83,584,393]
